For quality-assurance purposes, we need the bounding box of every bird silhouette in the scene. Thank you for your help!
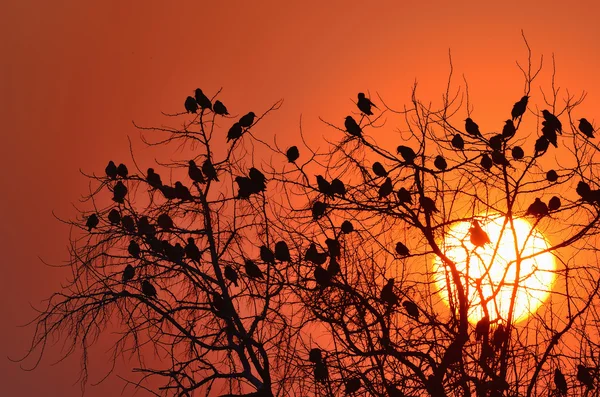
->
[578,365,595,390]
[235,176,254,199]
[213,100,229,115]
[194,88,212,110]
[244,259,264,279]
[122,264,135,283]
[137,216,154,237]
[316,175,333,197]
[86,214,99,231]
[121,215,136,233]
[141,280,157,297]
[535,136,550,156]
[146,168,163,189]
[402,300,420,319]
[227,122,243,142]
[184,238,201,262]
[381,278,399,306]
[224,265,239,287]
[314,266,331,287]
[577,181,592,199]
[312,201,327,220]
[147,237,163,254]
[274,241,291,262]
[325,238,341,259]
[113,181,127,203]
[488,134,503,151]
[511,146,524,160]
[554,368,567,396]
[330,178,346,197]
[372,162,388,177]
[116,163,128,178]
[249,168,266,193]
[396,187,412,205]
[502,120,516,139]
[174,181,193,201]
[452,134,465,150]
[465,118,482,137]
[548,196,561,211]
[395,242,409,256]
[546,170,558,182]
[128,240,140,258]
[184,96,198,113]
[470,220,490,247]
[108,209,121,225]
[434,155,447,171]
[492,324,508,350]
[344,116,362,137]
[542,110,562,134]
[260,245,275,265]
[309,348,322,363]
[341,220,354,234]
[480,154,493,171]
[542,122,558,148]
[202,159,219,182]
[105,161,118,179]
[443,340,463,364]
[397,146,416,164]
[491,151,509,167]
[159,185,177,200]
[579,118,595,138]
[187,160,205,184]
[357,92,377,115]
[157,213,174,230]
[379,177,393,199]
[420,196,439,213]
[238,112,255,127]
[286,146,299,163]
[475,315,490,340]
[526,198,548,219]
[511,95,529,120]
[305,243,328,265]
[327,256,340,276]
[345,378,362,394]
[314,360,328,383]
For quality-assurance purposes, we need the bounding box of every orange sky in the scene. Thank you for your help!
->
[3,1,600,395]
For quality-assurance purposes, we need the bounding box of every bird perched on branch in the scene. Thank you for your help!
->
[554,368,567,396]
[475,315,490,340]
[238,112,255,128]
[542,110,562,134]
[244,259,264,279]
[86,214,99,231]
[397,145,416,164]
[122,264,135,283]
[548,196,561,211]
[146,168,163,189]
[188,160,205,184]
[202,159,219,182]
[194,88,212,111]
[184,238,201,262]
[316,175,333,198]
[286,146,299,163]
[344,116,362,137]
[470,219,490,247]
[357,92,377,115]
[260,245,275,265]
[305,243,328,265]
[141,280,157,297]
[312,201,327,220]
[274,241,291,262]
[465,118,482,137]
[577,364,594,390]
[579,118,595,138]
[452,133,465,149]
[434,155,447,171]
[113,181,127,203]
[224,265,238,287]
[511,95,529,120]
[108,209,121,225]
[526,198,548,219]
[128,240,140,258]
[381,278,399,306]
[227,122,243,142]
[511,146,524,160]
[213,100,229,115]
[397,187,412,205]
[395,242,409,257]
[502,120,516,139]
[184,96,198,113]
[372,162,388,177]
[105,160,118,179]
[402,300,420,319]
[379,177,393,199]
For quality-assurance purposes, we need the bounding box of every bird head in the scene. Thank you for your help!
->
[195,88,203,94]
[387,278,394,285]
[358,92,365,99]
[188,160,196,166]
[505,119,513,124]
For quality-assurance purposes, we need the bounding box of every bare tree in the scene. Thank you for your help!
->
[20,37,600,396]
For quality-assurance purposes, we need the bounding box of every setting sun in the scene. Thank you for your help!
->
[433,214,556,324]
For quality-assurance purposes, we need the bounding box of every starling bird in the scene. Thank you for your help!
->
[577,365,594,389]
[202,159,219,182]
[227,122,243,142]
[260,245,275,264]
[121,215,136,233]
[325,238,341,259]
[137,216,155,237]
[379,177,393,199]
[316,175,332,197]
[491,150,509,167]
[357,92,377,115]
[184,96,198,113]
[157,213,174,230]
[579,118,595,138]
[402,300,420,319]
[105,161,118,179]
[194,88,212,110]
[395,242,409,256]
[286,146,299,163]
[235,176,254,199]
[526,198,548,219]
[113,181,128,203]
[492,324,508,349]
[470,220,490,247]
[224,265,238,287]
[146,168,163,189]
[420,196,439,213]
[86,214,99,231]
[548,196,561,211]
[274,241,291,262]
[577,181,592,199]
[188,160,205,184]
[481,154,493,171]
[381,278,399,306]
[554,368,567,396]
[345,378,362,394]
[314,360,328,383]
[128,240,140,258]
[116,163,128,178]
[344,116,362,137]
[160,185,177,200]
[465,117,482,137]
[434,155,447,171]
[330,178,346,197]
[397,187,412,205]
[122,264,135,283]
[488,134,503,151]
[108,209,121,225]
[244,259,264,279]
[249,167,267,193]
[546,170,558,182]
[213,100,229,115]
[511,95,529,120]
[305,243,328,265]
[511,146,524,160]
[309,348,322,363]
[542,122,558,148]
[238,111,255,127]
[451,133,465,149]
[542,110,562,134]
[372,162,388,177]
[502,120,516,139]
[184,238,201,262]
[341,220,354,233]
[327,256,340,277]
[314,266,331,287]
[397,145,416,164]
[534,136,550,156]
[475,316,490,341]
[141,280,157,297]
[174,181,193,201]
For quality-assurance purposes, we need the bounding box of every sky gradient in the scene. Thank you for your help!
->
[3,1,600,395]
